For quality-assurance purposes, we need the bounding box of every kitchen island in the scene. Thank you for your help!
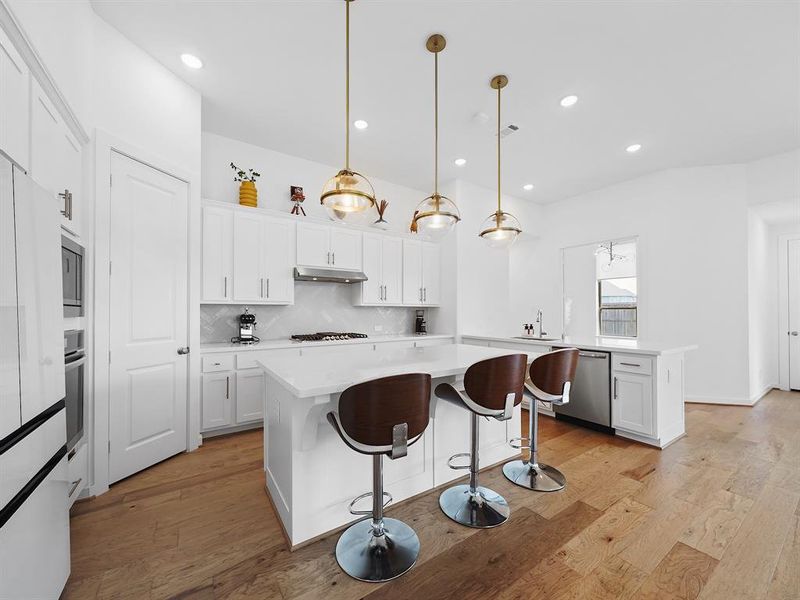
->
[257,343,523,548]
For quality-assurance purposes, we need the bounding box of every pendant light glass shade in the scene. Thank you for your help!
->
[479,74,521,249]
[321,0,376,223]
[413,34,460,239]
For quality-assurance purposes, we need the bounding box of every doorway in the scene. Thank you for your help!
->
[108,151,190,483]
[788,238,800,390]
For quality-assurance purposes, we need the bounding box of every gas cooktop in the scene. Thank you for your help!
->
[291,332,369,342]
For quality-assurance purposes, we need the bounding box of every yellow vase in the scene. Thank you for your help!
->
[239,181,258,207]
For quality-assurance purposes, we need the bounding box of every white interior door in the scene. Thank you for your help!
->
[789,239,800,390]
[109,152,189,483]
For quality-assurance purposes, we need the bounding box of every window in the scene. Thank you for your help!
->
[598,277,637,337]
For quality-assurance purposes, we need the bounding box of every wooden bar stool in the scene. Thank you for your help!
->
[503,348,579,492]
[435,354,527,528]
[327,373,432,582]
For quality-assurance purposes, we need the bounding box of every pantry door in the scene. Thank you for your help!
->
[108,151,189,483]
[789,239,800,390]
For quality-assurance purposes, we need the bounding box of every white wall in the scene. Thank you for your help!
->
[746,150,800,207]
[747,211,778,400]
[511,166,751,403]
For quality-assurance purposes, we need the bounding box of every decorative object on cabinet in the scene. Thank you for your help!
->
[415,310,427,335]
[290,185,306,216]
[231,162,261,207]
[231,307,260,345]
[373,199,389,229]
[319,0,377,224]
[479,75,522,248]
[412,34,461,240]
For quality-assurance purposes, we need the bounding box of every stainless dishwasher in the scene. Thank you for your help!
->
[554,349,612,432]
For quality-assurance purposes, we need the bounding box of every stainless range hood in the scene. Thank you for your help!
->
[293,267,367,284]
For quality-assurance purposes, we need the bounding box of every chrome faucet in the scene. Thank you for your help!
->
[535,309,547,339]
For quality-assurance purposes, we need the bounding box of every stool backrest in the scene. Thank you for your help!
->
[337,373,432,449]
[529,348,579,398]
[464,354,527,411]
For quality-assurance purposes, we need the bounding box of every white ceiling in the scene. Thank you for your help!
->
[91,0,800,204]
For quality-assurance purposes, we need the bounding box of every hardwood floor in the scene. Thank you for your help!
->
[63,390,800,600]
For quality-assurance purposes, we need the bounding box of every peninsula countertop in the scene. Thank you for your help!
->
[257,343,517,398]
[200,333,454,353]
[462,334,698,356]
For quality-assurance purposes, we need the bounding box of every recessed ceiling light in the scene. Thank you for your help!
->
[626,143,642,153]
[353,119,369,130]
[523,183,534,191]
[560,95,578,107]
[454,158,467,167]
[180,53,203,69]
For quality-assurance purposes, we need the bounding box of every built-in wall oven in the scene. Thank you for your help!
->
[64,329,85,451]
[61,235,84,317]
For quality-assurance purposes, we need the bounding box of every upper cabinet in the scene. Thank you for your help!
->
[357,233,403,306]
[297,222,362,271]
[402,240,441,306]
[30,79,83,236]
[201,205,295,305]
[0,27,30,171]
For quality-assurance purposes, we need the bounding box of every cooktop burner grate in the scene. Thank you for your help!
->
[291,332,369,342]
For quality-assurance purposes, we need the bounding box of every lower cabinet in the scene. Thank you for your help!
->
[201,372,234,430]
[612,370,654,436]
[236,369,264,423]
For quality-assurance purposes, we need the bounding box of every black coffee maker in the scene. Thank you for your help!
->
[414,310,427,336]
[231,307,260,345]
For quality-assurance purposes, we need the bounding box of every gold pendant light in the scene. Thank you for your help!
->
[412,34,460,240]
[479,75,522,248]
[320,0,376,223]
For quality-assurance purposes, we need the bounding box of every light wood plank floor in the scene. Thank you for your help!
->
[63,390,800,600]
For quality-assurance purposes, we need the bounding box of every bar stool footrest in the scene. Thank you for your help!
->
[508,436,530,450]
[348,490,393,516]
[446,452,472,470]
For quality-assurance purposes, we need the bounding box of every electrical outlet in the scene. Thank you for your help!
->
[374,325,384,332]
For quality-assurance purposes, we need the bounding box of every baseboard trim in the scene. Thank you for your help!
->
[685,396,755,407]
[750,385,777,405]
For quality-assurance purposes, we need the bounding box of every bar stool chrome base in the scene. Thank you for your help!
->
[335,517,420,582]
[503,460,566,492]
[439,484,510,528]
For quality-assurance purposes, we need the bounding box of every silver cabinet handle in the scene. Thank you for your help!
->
[419,287,423,301]
[59,189,72,219]
[332,252,335,265]
[223,276,227,298]
[68,478,82,497]
[212,362,221,366]
[266,278,270,298]
[177,347,190,355]
[383,285,387,301]
[791,331,799,336]
[226,376,230,399]
[620,362,640,367]
[613,376,618,399]
[260,278,264,297]
[423,287,427,302]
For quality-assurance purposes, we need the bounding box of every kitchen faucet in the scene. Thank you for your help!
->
[535,309,547,339]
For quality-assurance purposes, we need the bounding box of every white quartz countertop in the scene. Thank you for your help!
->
[258,343,518,398]
[200,334,454,354]
[462,334,698,356]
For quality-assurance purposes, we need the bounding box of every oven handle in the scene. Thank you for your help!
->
[65,355,87,369]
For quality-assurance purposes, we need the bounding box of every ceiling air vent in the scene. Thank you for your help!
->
[499,124,519,139]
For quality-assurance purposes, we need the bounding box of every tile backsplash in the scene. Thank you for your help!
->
[201,281,423,343]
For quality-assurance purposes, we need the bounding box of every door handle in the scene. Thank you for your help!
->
[419,287,423,302]
[68,478,82,497]
[223,276,227,298]
[620,362,640,367]
[423,287,427,302]
[266,278,270,298]
[59,189,72,219]
[177,347,190,355]
[332,252,335,265]
[791,331,799,336]
[226,376,230,399]
[613,376,618,399]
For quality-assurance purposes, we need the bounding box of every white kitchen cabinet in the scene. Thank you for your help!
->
[232,211,295,304]
[297,222,362,270]
[201,206,233,302]
[202,372,234,430]
[0,27,30,171]
[612,371,654,436]
[236,370,265,424]
[358,233,403,305]
[30,78,82,236]
[402,240,440,306]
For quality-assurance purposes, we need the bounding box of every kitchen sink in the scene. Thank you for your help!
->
[512,336,561,342]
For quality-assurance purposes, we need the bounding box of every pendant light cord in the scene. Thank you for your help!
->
[497,83,502,219]
[345,0,350,170]
[434,49,439,197]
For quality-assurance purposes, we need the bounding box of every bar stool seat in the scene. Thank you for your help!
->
[503,348,579,492]
[327,373,431,583]
[435,354,527,528]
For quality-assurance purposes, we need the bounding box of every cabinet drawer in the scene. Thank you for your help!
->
[414,337,453,348]
[612,354,652,375]
[236,348,300,370]
[202,354,234,373]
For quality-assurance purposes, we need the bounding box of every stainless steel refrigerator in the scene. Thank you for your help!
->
[0,151,71,599]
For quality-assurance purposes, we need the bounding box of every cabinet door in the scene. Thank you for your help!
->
[236,369,264,424]
[612,371,654,436]
[0,27,30,171]
[330,228,362,270]
[263,217,295,304]
[201,206,233,302]
[232,211,265,302]
[57,128,81,235]
[402,240,423,305]
[296,222,330,268]
[0,160,20,439]
[30,79,60,197]
[422,242,441,305]
[381,236,403,304]
[202,372,233,430]
[361,233,383,304]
